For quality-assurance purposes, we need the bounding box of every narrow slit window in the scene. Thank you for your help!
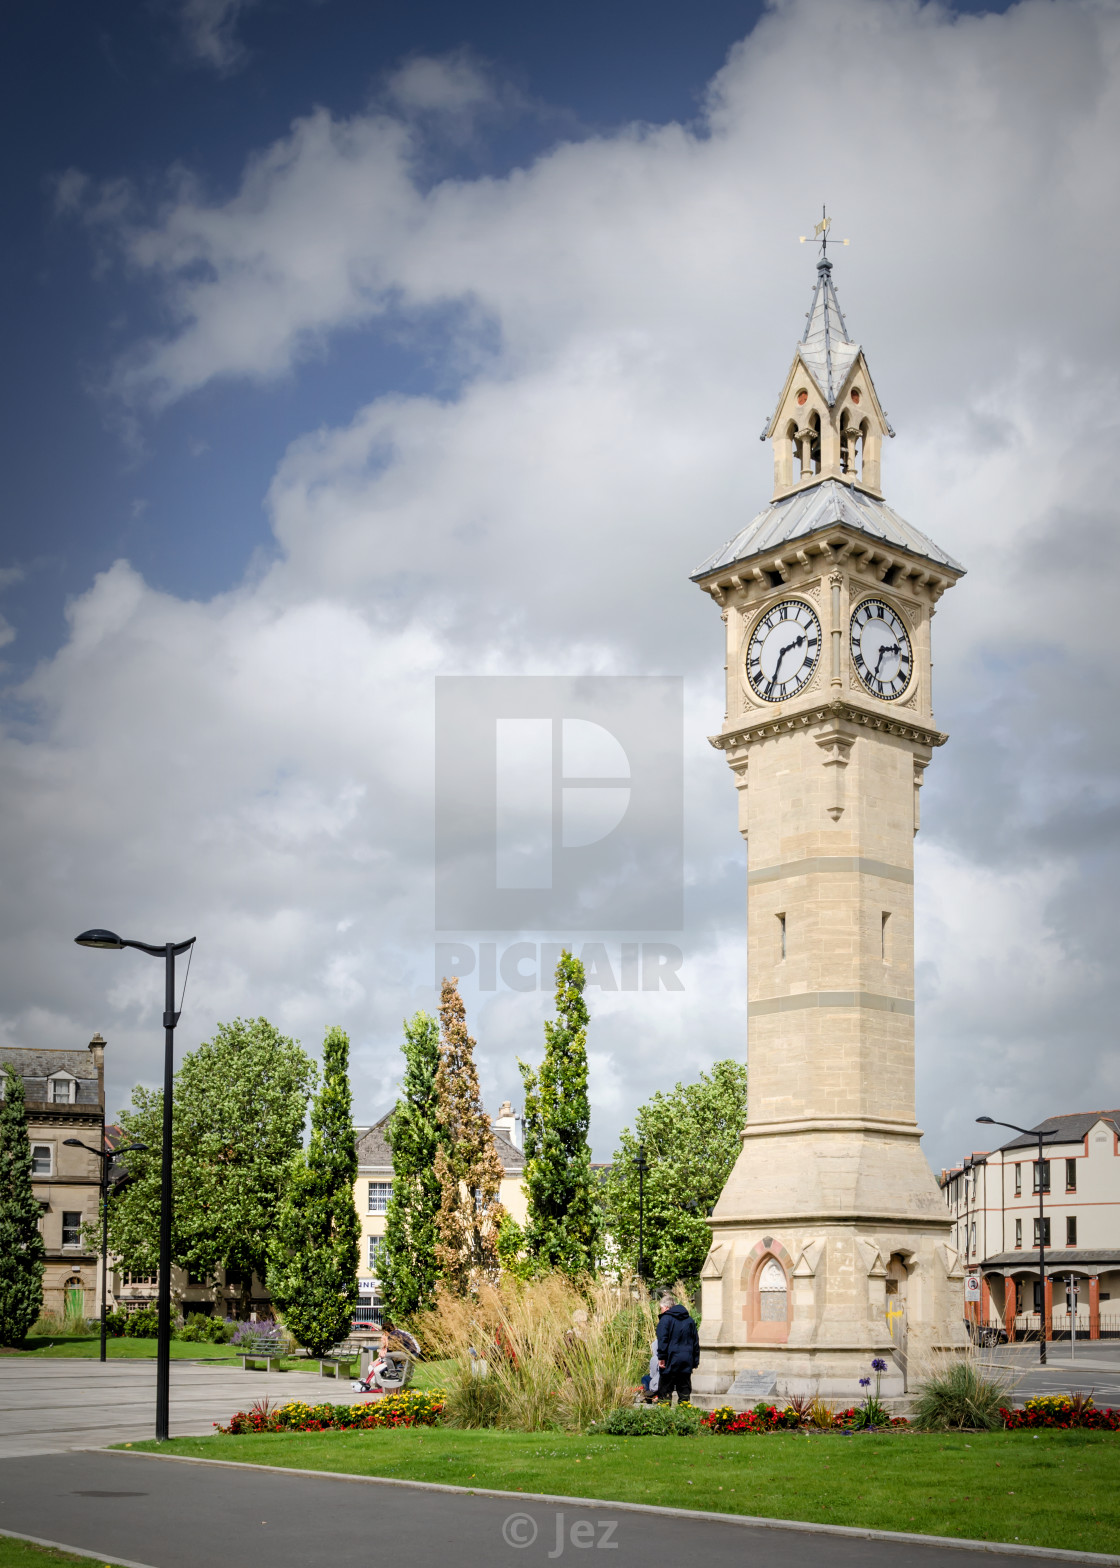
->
[1014,1218,1022,1248]
[1066,1216,1077,1246]
[777,912,786,959]
[1066,1159,1077,1192]
[881,911,891,960]
[1014,1163,1022,1197]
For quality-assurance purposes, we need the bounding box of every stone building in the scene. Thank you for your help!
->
[690,225,968,1403]
[353,1101,526,1328]
[0,1035,106,1321]
[941,1110,1120,1338]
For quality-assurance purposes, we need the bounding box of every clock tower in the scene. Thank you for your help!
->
[691,235,968,1401]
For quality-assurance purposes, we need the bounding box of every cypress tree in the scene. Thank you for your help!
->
[433,978,505,1293]
[518,950,599,1275]
[0,1065,46,1345]
[268,1026,360,1355]
[379,1011,444,1319]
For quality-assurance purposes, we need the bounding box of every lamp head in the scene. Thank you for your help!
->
[121,1142,148,1154]
[75,929,122,950]
[976,1116,994,1125]
[63,1138,82,1147]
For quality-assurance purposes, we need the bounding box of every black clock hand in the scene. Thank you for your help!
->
[872,642,899,677]
[767,633,806,694]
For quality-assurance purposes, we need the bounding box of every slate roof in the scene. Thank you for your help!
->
[996,1111,1120,1153]
[980,1249,1120,1270]
[799,258,859,405]
[355,1111,524,1172]
[690,479,965,581]
[0,1046,99,1080]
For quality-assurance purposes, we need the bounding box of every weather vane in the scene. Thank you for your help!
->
[799,205,849,260]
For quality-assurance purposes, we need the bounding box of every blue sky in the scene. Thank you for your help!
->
[2,0,1115,1178]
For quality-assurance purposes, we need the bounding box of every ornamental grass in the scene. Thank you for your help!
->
[911,1351,1015,1432]
[416,1271,656,1432]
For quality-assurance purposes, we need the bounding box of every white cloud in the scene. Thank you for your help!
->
[174,0,258,72]
[14,0,1120,1168]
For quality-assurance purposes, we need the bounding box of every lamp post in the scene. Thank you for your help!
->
[75,929,195,1440]
[977,1116,1060,1365]
[633,1144,649,1284]
[63,1136,146,1362]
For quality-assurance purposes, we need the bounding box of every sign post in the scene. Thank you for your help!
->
[1068,1275,1079,1361]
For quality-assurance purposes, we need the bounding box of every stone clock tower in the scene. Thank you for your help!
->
[691,236,968,1401]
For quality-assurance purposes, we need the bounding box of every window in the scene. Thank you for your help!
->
[881,911,890,961]
[1014,1163,1021,1197]
[367,1181,392,1213]
[61,1211,83,1248]
[777,913,787,959]
[31,1145,52,1176]
[970,1221,976,1255]
[757,1258,788,1322]
[1066,1159,1077,1192]
[1015,1218,1022,1249]
[122,1271,156,1285]
[49,1077,75,1104]
[368,1235,383,1272]
[1033,1216,1051,1248]
[1066,1216,1077,1246]
[1033,1160,1050,1194]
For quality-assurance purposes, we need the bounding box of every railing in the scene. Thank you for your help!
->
[1011,1314,1120,1340]
[352,1303,383,1330]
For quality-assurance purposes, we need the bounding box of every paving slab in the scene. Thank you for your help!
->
[0,1360,366,1457]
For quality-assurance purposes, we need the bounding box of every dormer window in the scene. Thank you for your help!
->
[851,388,861,405]
[49,1075,76,1105]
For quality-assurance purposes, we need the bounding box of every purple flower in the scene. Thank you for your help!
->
[871,1358,887,1372]
[859,1377,871,1388]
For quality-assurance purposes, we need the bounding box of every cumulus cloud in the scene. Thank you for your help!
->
[14,0,1120,1166]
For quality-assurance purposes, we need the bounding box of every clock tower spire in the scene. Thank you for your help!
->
[690,235,968,1405]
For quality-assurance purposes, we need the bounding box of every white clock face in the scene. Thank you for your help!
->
[746,600,821,702]
[850,598,912,699]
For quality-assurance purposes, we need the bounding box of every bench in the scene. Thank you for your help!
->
[239,1334,285,1372]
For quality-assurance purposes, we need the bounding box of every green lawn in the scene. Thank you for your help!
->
[4,1336,240,1361]
[122,1427,1120,1555]
[0,1536,106,1566]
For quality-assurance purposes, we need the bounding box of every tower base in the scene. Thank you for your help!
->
[695,1126,969,1405]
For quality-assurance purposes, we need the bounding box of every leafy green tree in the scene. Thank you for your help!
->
[433,978,505,1293]
[379,1011,444,1319]
[518,950,599,1275]
[268,1026,361,1355]
[107,1017,316,1315]
[603,1060,748,1286]
[0,1066,46,1344]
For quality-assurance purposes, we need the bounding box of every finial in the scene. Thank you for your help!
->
[799,205,849,269]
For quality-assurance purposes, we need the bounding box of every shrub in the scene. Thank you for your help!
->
[912,1357,1011,1431]
[1001,1395,1120,1431]
[103,1310,129,1338]
[177,1312,234,1344]
[217,1390,445,1434]
[592,1403,701,1436]
[125,1305,160,1338]
[230,1318,284,1348]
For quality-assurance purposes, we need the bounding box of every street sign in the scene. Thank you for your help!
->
[964,1276,981,1300]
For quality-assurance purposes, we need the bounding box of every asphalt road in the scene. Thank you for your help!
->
[988,1345,1120,1406]
[0,1451,1103,1568]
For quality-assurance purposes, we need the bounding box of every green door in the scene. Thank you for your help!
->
[65,1285,84,1322]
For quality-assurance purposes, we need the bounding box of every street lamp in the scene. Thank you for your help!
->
[75,929,195,1440]
[977,1116,1060,1365]
[63,1136,146,1362]
[633,1145,649,1284]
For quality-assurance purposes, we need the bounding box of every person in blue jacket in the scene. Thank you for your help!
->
[654,1292,700,1404]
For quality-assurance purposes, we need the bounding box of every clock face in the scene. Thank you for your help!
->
[746,600,821,702]
[850,598,913,699]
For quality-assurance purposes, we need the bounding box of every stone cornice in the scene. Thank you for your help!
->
[709,697,947,755]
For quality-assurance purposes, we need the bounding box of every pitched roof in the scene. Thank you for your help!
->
[799,258,859,405]
[355,1110,524,1172]
[690,478,964,580]
[997,1111,1120,1153]
[0,1045,99,1080]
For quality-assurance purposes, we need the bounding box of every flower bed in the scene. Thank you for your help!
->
[217,1390,445,1434]
[702,1402,909,1433]
[1001,1396,1120,1431]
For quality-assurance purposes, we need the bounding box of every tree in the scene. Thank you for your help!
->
[107,1017,316,1316]
[518,950,599,1275]
[602,1060,748,1286]
[267,1026,361,1354]
[0,1066,46,1344]
[379,1011,444,1319]
[432,978,505,1293]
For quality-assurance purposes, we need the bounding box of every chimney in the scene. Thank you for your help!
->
[493,1100,523,1150]
[88,1032,106,1111]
